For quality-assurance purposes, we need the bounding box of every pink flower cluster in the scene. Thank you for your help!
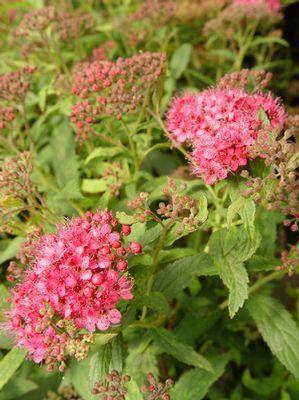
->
[233,0,281,12]
[6,210,142,365]
[166,88,285,184]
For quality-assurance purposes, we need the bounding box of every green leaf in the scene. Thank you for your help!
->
[0,347,26,390]
[85,147,123,164]
[125,339,159,387]
[157,248,197,264]
[0,284,10,312]
[81,179,108,193]
[242,364,285,397]
[110,336,123,372]
[51,120,82,200]
[227,198,261,259]
[0,237,25,264]
[247,294,299,379]
[219,256,248,318]
[171,354,230,400]
[138,292,170,318]
[89,345,111,392]
[0,377,37,400]
[170,44,193,79]
[153,253,216,300]
[152,327,212,372]
[209,229,249,318]
[93,333,117,347]
[69,356,97,400]
[115,211,140,225]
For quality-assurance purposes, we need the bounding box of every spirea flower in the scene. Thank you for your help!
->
[5,210,141,367]
[234,0,281,12]
[70,52,166,142]
[166,88,285,184]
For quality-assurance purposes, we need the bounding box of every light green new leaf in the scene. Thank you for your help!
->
[153,253,216,300]
[152,327,213,372]
[125,379,143,400]
[82,179,107,193]
[51,121,82,200]
[0,237,25,264]
[248,294,299,379]
[0,347,26,390]
[171,354,230,400]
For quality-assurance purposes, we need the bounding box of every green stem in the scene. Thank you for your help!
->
[140,222,173,321]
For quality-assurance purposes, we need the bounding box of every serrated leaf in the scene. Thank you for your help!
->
[89,345,111,391]
[170,43,192,79]
[247,294,299,379]
[153,253,216,300]
[227,198,261,258]
[0,347,26,390]
[171,354,230,400]
[110,336,123,372]
[152,327,212,372]
[209,229,249,317]
[219,256,248,318]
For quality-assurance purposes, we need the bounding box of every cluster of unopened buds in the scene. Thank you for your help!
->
[46,384,81,400]
[0,152,44,234]
[218,69,273,92]
[121,0,176,45]
[0,151,35,200]
[141,373,173,400]
[70,52,166,142]
[101,162,127,197]
[4,210,142,370]
[13,6,93,57]
[127,192,155,223]
[0,66,35,129]
[275,246,299,277]
[241,117,298,226]
[204,0,281,38]
[157,179,201,234]
[93,370,131,399]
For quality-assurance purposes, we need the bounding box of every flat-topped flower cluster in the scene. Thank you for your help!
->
[6,210,141,367]
[167,86,285,184]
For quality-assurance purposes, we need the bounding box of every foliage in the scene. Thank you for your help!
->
[0,1,298,400]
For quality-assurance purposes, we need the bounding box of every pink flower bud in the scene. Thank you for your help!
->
[129,242,142,254]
